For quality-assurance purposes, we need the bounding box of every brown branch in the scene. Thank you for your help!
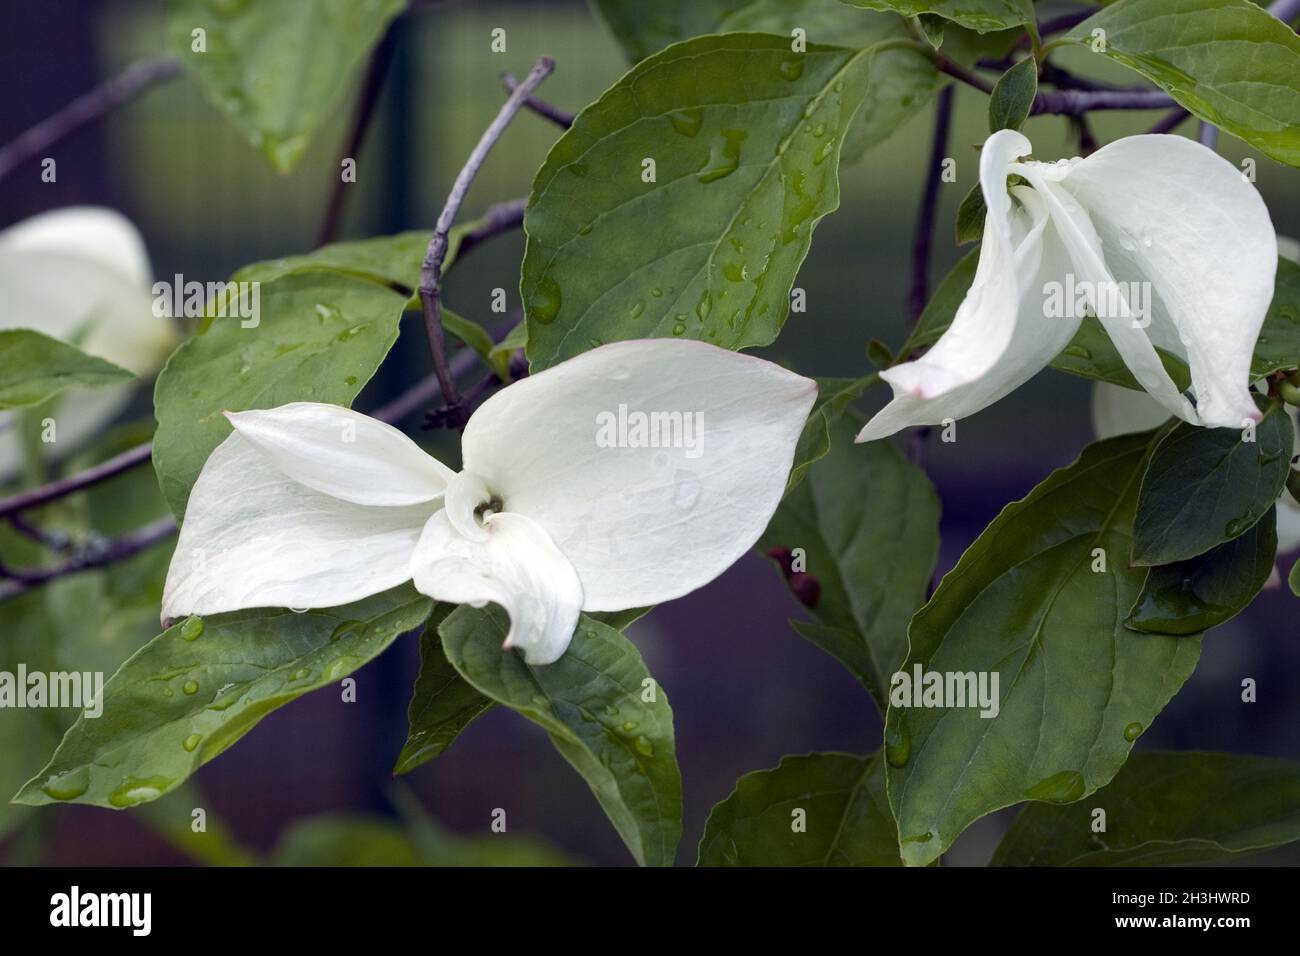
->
[0,516,177,601]
[419,55,554,430]
[0,55,182,184]
[0,442,153,520]
[502,72,573,128]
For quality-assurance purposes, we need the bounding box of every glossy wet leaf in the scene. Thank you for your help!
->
[590,1,944,162]
[761,411,939,704]
[165,0,405,172]
[152,272,406,517]
[439,605,681,866]
[0,329,133,410]
[233,231,430,291]
[841,0,1034,33]
[988,56,1036,132]
[1132,401,1292,565]
[1064,0,1300,167]
[993,751,1300,866]
[786,374,876,492]
[394,607,495,775]
[886,432,1202,866]
[521,34,875,369]
[698,751,900,865]
[1126,507,1276,635]
[13,584,432,809]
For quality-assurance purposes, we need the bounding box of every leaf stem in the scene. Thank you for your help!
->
[419,55,555,429]
[0,55,182,184]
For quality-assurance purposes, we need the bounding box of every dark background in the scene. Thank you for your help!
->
[1,0,1297,866]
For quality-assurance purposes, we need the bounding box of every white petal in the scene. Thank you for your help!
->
[410,510,582,665]
[857,130,1079,441]
[1090,382,1173,440]
[460,339,816,611]
[226,403,454,507]
[163,432,433,618]
[1011,162,1203,426]
[1045,135,1275,428]
[0,207,152,287]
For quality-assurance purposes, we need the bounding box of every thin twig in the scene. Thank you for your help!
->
[908,85,953,327]
[452,197,527,261]
[0,442,153,520]
[1146,107,1190,135]
[371,346,482,424]
[9,514,73,552]
[934,56,994,95]
[419,55,555,429]
[502,72,574,128]
[0,55,182,183]
[1198,121,1220,150]
[316,28,398,247]
[0,516,177,601]
[1030,88,1173,116]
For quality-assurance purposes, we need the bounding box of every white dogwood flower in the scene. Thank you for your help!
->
[857,130,1277,442]
[0,207,177,474]
[162,339,817,664]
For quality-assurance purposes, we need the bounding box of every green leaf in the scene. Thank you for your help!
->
[987,56,1037,132]
[0,329,133,409]
[993,751,1300,866]
[440,308,498,374]
[761,411,939,704]
[954,184,986,246]
[1254,256,1300,377]
[841,0,1034,33]
[152,272,406,518]
[521,34,876,370]
[439,605,681,866]
[165,0,406,172]
[786,374,876,492]
[233,231,431,291]
[1290,557,1300,596]
[589,0,741,62]
[488,322,527,382]
[698,751,900,865]
[1126,506,1277,635]
[886,432,1202,866]
[13,584,432,809]
[1132,401,1292,565]
[916,13,946,48]
[393,608,495,776]
[1064,0,1300,167]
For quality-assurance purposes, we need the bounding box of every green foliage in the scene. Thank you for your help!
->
[987,56,1036,132]
[886,432,1202,866]
[439,605,681,866]
[521,34,875,369]
[13,584,432,809]
[1065,0,1300,166]
[840,0,1034,33]
[698,751,900,865]
[1132,401,1293,565]
[165,0,406,172]
[994,751,1300,865]
[786,374,877,492]
[761,412,939,705]
[0,330,133,409]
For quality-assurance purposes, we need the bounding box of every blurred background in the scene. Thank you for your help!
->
[1,0,1298,866]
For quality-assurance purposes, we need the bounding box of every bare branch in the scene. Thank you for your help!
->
[502,72,574,129]
[908,85,953,327]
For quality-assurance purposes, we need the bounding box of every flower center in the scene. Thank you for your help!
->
[474,496,504,524]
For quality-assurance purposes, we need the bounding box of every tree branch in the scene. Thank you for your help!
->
[908,85,953,326]
[502,72,573,128]
[452,196,527,261]
[0,55,182,184]
[419,55,555,429]
[0,442,153,520]
[0,516,177,601]
[316,27,398,247]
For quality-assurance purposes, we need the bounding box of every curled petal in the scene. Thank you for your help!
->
[460,339,816,611]
[226,403,454,507]
[1050,135,1275,428]
[162,432,433,618]
[0,207,152,288]
[411,510,583,665]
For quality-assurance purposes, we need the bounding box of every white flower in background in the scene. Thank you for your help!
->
[163,339,817,664]
[1093,381,1300,557]
[0,207,177,474]
[857,129,1277,442]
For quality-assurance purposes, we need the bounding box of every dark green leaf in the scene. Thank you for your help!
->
[698,751,900,865]
[393,607,495,776]
[439,605,682,866]
[1127,507,1277,635]
[916,13,946,47]
[993,751,1300,866]
[521,34,876,369]
[886,432,1202,866]
[786,374,876,492]
[761,412,939,704]
[152,272,406,517]
[954,184,986,245]
[14,584,432,809]
[0,329,133,410]
[1064,0,1300,166]
[841,0,1034,33]
[987,56,1037,132]
[1254,257,1300,377]
[165,0,406,172]
[1290,557,1300,596]
[1133,401,1292,565]
[233,231,430,291]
